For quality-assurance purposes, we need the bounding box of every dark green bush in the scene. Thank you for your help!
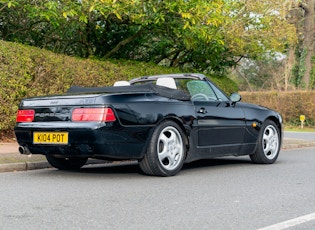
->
[211,75,239,95]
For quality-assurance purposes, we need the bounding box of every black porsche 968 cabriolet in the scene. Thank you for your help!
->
[14,73,282,176]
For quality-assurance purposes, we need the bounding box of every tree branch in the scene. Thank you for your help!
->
[234,56,244,64]
[0,4,7,12]
[104,28,144,59]
[155,48,185,64]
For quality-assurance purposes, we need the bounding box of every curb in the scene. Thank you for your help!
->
[282,140,315,150]
[0,159,110,173]
[0,161,51,173]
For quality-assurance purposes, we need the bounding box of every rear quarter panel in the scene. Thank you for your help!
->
[100,93,196,126]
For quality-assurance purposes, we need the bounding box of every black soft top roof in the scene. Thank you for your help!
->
[67,83,191,101]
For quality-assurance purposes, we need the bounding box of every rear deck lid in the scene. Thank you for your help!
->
[21,94,98,107]
[19,94,101,122]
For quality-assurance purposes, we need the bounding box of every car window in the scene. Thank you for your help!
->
[208,82,229,101]
[131,77,229,102]
[186,80,218,101]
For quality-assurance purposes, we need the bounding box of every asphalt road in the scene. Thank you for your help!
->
[0,147,314,230]
[285,131,315,141]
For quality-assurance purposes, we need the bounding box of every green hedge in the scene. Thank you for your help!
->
[0,41,238,134]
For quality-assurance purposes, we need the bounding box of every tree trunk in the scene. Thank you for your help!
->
[284,47,296,91]
[301,0,315,89]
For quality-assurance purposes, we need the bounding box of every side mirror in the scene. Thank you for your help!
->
[230,93,242,103]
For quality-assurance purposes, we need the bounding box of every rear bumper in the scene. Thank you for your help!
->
[14,122,152,160]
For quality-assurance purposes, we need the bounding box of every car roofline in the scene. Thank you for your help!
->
[129,73,206,84]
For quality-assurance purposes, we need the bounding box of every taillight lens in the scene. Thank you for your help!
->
[72,108,116,122]
[16,110,35,122]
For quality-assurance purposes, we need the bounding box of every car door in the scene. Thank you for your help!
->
[187,80,246,154]
[194,100,245,146]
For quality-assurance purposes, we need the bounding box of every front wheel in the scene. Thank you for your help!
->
[139,120,187,176]
[250,120,281,164]
[46,155,88,170]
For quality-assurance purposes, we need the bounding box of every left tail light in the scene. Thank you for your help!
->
[16,110,35,122]
[72,108,116,122]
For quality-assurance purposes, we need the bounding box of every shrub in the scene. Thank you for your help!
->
[241,91,315,127]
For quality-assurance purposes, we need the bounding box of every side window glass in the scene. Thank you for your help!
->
[187,80,218,101]
[209,82,229,101]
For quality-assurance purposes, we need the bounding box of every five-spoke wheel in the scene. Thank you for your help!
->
[157,126,184,171]
[250,120,280,164]
[139,120,186,176]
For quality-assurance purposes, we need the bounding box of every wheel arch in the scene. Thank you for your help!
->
[159,116,190,147]
[265,115,283,138]
[148,116,190,154]
[267,115,283,149]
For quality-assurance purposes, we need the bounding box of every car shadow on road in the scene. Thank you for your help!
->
[45,156,253,177]
[78,161,141,175]
[183,157,252,172]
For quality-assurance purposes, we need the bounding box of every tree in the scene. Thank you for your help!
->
[231,54,296,92]
[224,0,296,59]
[291,0,315,89]
[0,0,297,76]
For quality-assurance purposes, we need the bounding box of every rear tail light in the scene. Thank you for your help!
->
[72,108,116,122]
[16,110,35,122]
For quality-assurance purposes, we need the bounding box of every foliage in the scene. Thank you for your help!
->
[285,0,315,90]
[292,47,308,88]
[223,0,297,58]
[241,91,315,127]
[0,0,297,75]
[231,54,296,91]
[0,40,238,133]
[211,75,238,94]
[309,55,315,90]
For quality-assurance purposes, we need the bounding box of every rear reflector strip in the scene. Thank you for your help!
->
[72,108,116,122]
[16,110,35,122]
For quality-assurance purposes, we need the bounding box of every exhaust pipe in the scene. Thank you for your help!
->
[19,146,31,155]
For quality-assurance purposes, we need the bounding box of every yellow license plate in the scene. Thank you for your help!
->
[33,132,68,144]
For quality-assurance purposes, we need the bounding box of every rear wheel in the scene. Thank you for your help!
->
[250,120,280,164]
[46,155,88,170]
[139,120,186,176]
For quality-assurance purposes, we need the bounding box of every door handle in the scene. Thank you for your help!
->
[197,108,207,114]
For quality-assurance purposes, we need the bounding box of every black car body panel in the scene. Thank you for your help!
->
[14,73,282,165]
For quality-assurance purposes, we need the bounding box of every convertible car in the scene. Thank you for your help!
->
[14,73,282,176]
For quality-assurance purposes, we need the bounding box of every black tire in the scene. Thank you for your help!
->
[46,155,88,170]
[250,120,281,164]
[139,120,187,176]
